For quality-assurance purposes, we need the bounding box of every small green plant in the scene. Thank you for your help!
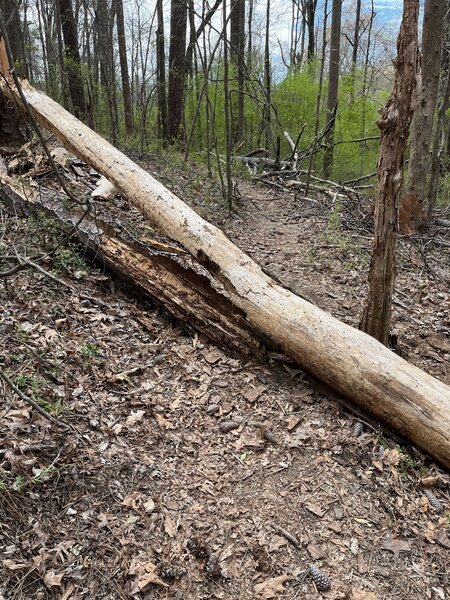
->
[0,480,5,491]
[13,475,25,492]
[51,304,65,318]
[80,343,102,360]
[36,396,64,417]
[13,374,39,391]
[52,248,88,272]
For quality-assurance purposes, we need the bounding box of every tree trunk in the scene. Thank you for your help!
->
[116,0,133,136]
[58,0,87,120]
[0,0,26,77]
[426,62,450,220]
[263,0,271,152]
[168,0,188,143]
[351,0,362,71]
[230,0,245,143]
[402,0,445,232]
[156,0,168,141]
[306,0,315,61]
[0,173,260,357]
[323,0,342,179]
[1,77,450,469]
[360,0,419,345]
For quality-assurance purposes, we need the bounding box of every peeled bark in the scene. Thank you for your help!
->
[1,77,450,470]
[361,0,419,345]
[0,173,261,357]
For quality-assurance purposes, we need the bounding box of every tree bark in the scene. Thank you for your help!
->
[361,0,420,345]
[0,0,26,77]
[402,0,445,232]
[351,0,362,71]
[263,0,271,151]
[0,174,261,357]
[1,77,450,469]
[156,0,168,141]
[116,0,133,136]
[58,0,87,120]
[168,0,188,143]
[230,0,245,143]
[323,0,342,179]
[306,0,316,61]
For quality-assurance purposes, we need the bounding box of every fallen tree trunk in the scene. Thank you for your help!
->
[2,78,450,468]
[0,174,262,357]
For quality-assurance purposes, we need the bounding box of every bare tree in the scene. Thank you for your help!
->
[0,0,27,76]
[116,0,133,135]
[360,0,420,345]
[323,0,342,178]
[230,0,245,143]
[156,0,167,140]
[306,0,316,60]
[402,0,446,231]
[58,0,87,120]
[168,0,188,142]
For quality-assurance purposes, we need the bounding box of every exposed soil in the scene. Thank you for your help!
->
[0,146,449,600]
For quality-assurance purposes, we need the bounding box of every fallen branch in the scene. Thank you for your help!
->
[0,366,66,427]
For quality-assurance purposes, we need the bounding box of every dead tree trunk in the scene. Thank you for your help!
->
[1,74,450,469]
[0,173,262,356]
[360,0,420,345]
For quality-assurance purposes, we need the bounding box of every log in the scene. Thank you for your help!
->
[1,78,450,468]
[0,175,262,357]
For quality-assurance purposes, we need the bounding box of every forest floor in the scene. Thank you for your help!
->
[0,146,449,600]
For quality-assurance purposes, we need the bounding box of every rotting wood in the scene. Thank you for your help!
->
[1,77,450,468]
[0,175,263,357]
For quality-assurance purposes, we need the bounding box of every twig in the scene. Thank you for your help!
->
[0,366,63,426]
[270,522,301,549]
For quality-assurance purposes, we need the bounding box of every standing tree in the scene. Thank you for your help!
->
[360,0,420,345]
[306,0,316,60]
[351,0,362,72]
[0,0,26,77]
[116,0,133,136]
[156,0,168,141]
[230,0,245,143]
[323,0,342,178]
[58,0,87,120]
[263,0,271,151]
[401,0,446,231]
[168,0,188,142]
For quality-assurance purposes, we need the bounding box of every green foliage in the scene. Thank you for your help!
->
[80,343,102,360]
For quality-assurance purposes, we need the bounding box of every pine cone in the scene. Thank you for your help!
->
[219,420,240,433]
[309,564,331,591]
[353,421,364,438]
[424,489,443,514]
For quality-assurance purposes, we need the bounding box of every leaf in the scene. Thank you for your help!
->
[254,575,292,598]
[129,559,168,592]
[43,569,64,589]
[380,537,412,558]
[125,410,146,426]
[164,516,177,537]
